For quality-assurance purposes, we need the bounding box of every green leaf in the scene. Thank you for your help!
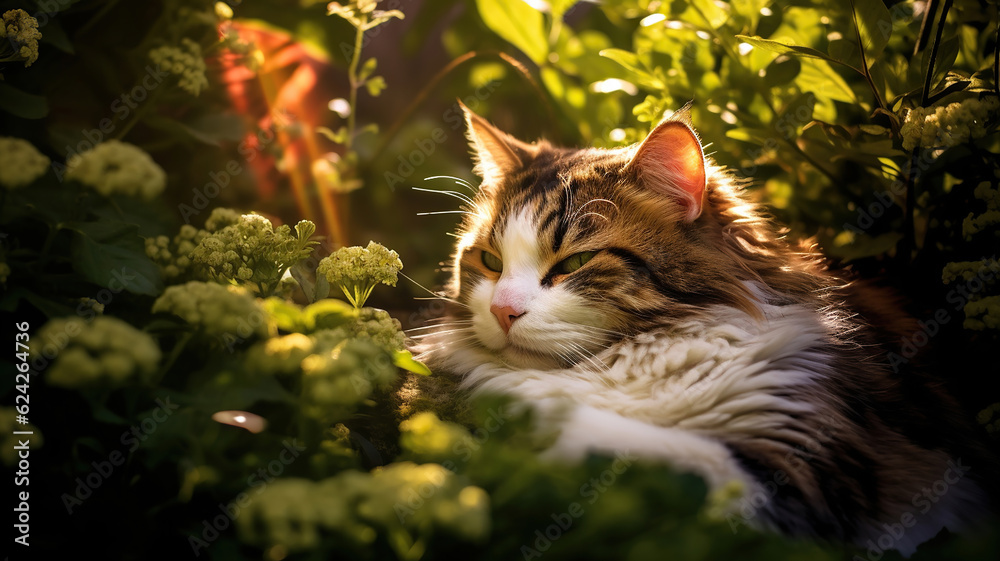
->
[735,35,861,74]
[64,221,164,296]
[393,350,432,376]
[359,57,378,82]
[850,0,892,69]
[599,48,663,89]
[365,75,387,97]
[304,299,356,331]
[0,83,49,119]
[797,58,858,104]
[365,9,405,30]
[260,297,305,332]
[475,0,548,64]
[317,126,349,145]
[295,220,316,241]
[762,55,801,88]
[550,0,578,21]
[859,124,889,135]
[40,18,75,54]
[314,273,331,302]
[929,36,961,92]
[0,288,74,318]
[830,232,902,261]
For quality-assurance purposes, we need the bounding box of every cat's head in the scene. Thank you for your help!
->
[430,103,787,370]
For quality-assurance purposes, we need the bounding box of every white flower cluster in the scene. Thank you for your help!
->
[149,38,209,96]
[152,281,268,339]
[190,214,316,293]
[237,462,488,552]
[962,181,1000,239]
[146,225,209,282]
[1,9,42,67]
[66,140,166,199]
[899,96,1000,152]
[317,241,403,308]
[32,316,162,388]
[0,136,49,189]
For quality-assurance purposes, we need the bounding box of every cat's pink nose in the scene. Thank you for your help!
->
[490,304,524,334]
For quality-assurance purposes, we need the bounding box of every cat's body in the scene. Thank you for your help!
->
[415,104,995,554]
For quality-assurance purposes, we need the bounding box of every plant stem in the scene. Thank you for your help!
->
[994,4,999,97]
[897,152,919,267]
[39,223,60,260]
[921,0,954,106]
[345,15,367,152]
[155,331,193,385]
[914,0,941,55]
[75,0,123,37]
[849,0,886,113]
[341,285,358,308]
[115,83,165,141]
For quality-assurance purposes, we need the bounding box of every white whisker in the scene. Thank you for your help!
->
[570,198,619,224]
[417,210,474,216]
[424,175,477,193]
[400,272,469,309]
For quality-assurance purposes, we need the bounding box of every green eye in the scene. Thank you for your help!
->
[481,250,503,272]
[557,251,597,274]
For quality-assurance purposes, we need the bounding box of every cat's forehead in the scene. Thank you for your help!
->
[479,148,630,253]
[491,147,628,216]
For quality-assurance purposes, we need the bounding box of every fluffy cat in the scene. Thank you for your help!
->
[414,102,995,554]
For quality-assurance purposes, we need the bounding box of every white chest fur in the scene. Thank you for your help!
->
[427,296,836,492]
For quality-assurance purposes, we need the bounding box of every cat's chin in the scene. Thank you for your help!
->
[490,342,568,370]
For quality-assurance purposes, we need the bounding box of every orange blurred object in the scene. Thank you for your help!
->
[215,19,347,247]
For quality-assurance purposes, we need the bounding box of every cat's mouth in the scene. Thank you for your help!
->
[496,341,567,369]
[491,329,610,370]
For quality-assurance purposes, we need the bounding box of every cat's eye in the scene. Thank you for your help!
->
[481,250,503,272]
[557,251,597,275]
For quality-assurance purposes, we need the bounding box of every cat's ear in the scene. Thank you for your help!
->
[460,100,531,184]
[627,114,707,222]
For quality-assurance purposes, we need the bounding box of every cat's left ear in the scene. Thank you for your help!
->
[459,100,533,185]
[627,114,707,222]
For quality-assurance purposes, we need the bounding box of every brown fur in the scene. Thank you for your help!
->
[422,104,998,548]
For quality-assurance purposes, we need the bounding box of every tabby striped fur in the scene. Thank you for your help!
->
[414,103,994,554]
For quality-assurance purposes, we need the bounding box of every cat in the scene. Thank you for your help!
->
[413,102,996,555]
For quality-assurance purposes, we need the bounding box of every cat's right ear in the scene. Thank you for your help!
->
[627,116,707,223]
[460,100,531,184]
